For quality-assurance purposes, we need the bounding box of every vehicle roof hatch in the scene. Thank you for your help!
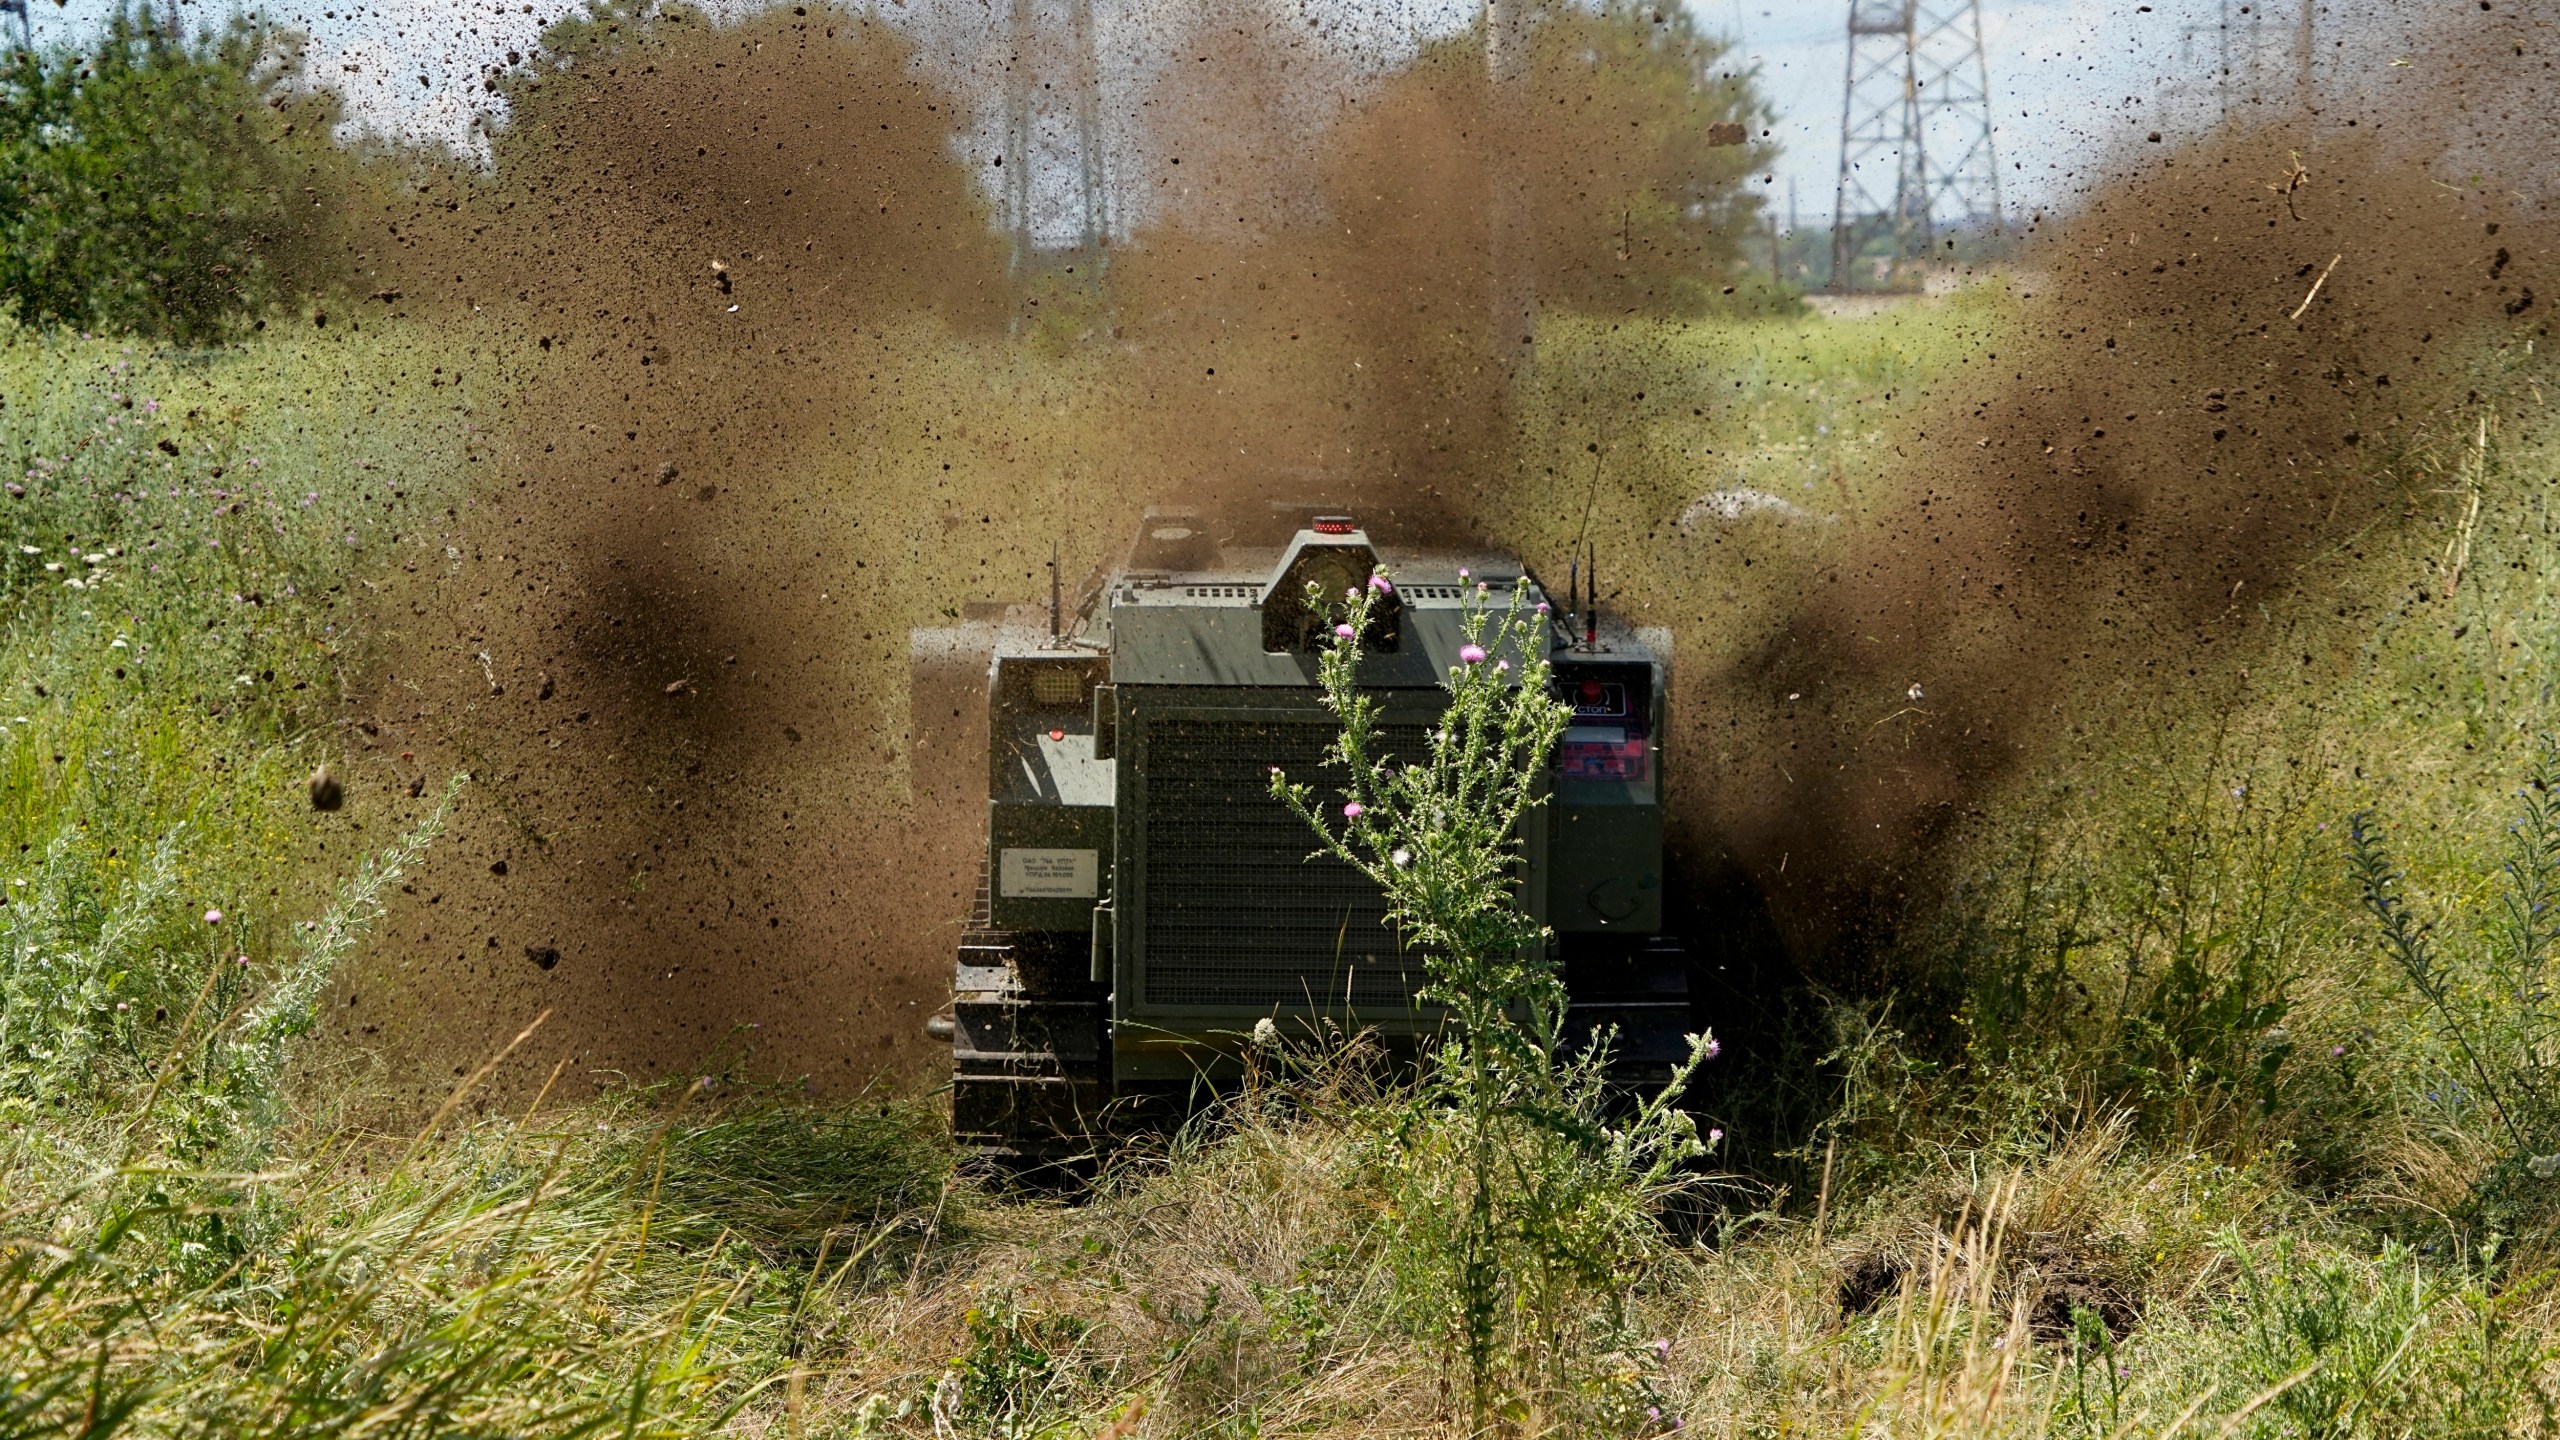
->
[1260,523,1400,654]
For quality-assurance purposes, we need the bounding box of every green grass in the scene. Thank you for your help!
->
[0,318,481,1119]
[10,293,2560,1436]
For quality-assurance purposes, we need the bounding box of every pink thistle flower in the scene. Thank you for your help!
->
[1535,601,1550,614]
[1334,623,1356,639]
[1495,660,1510,673]
[1703,1036,1722,1059]
[1458,644,1487,664]
[1708,1127,1724,1143]
[203,908,223,925]
[1369,574,1393,593]
[1343,802,1364,819]
[1457,567,1469,580]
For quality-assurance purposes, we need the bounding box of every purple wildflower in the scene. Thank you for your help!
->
[1343,802,1364,820]
[1459,644,1487,664]
[1334,623,1356,639]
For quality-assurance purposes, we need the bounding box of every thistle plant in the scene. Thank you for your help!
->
[1271,571,1572,1070]
[1271,568,1715,1431]
[2351,735,2560,1235]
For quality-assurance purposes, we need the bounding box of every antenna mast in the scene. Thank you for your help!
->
[1829,0,2002,292]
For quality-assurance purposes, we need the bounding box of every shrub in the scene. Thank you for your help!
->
[0,6,349,342]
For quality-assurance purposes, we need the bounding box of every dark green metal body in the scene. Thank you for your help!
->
[945,513,1684,1161]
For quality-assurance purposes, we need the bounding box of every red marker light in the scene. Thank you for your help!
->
[1048,728,1066,742]
[1311,515,1356,535]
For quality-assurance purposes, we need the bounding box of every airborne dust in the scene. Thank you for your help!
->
[306,0,2556,1104]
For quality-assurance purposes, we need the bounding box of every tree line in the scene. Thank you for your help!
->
[0,0,1783,345]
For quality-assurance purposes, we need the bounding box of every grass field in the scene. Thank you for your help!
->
[10,288,2560,1436]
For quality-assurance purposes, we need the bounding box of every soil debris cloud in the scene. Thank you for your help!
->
[1688,6,2560,968]
[340,0,2560,1094]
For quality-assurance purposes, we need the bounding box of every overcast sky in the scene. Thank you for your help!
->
[17,0,2295,229]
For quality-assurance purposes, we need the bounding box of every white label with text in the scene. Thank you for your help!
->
[1000,847,1098,899]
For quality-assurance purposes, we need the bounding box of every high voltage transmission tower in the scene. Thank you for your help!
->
[1000,0,1112,327]
[1829,0,2002,292]
[2174,0,2269,123]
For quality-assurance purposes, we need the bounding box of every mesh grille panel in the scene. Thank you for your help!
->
[1141,717,1428,1010]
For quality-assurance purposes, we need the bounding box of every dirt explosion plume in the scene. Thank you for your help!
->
[340,10,1016,1099]
[317,0,1781,1102]
[315,0,2558,1100]
[1677,4,2560,973]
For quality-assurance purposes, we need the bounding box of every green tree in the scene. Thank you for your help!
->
[1337,0,1781,317]
[0,6,346,343]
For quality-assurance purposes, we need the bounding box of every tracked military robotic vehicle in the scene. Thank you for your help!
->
[929,507,1691,1163]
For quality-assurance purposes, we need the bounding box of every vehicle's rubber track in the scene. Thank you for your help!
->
[1560,935,1699,1092]
[949,851,1696,1164]
[947,867,1108,1169]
